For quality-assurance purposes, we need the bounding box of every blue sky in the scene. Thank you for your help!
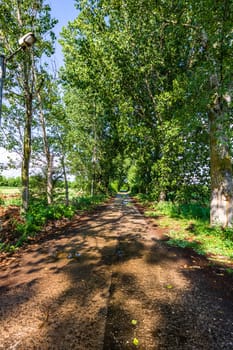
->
[47,0,79,67]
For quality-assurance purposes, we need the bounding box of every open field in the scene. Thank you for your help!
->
[0,187,21,195]
[0,187,21,206]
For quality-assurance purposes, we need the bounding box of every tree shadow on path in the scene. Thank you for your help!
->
[0,195,233,349]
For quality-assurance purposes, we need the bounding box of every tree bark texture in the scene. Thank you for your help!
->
[209,97,233,227]
[61,155,69,206]
[21,90,32,213]
[21,49,35,213]
[36,88,54,205]
[47,153,54,205]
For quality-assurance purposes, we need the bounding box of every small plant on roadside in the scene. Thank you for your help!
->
[0,242,18,253]
[15,201,77,240]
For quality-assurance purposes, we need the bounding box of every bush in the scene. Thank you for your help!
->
[72,194,107,211]
[155,201,210,221]
[29,175,46,198]
[11,194,107,248]
[173,185,210,205]
[13,201,76,245]
[0,194,108,253]
[0,176,21,187]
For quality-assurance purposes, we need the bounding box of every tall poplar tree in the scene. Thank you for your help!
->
[61,0,233,226]
[0,0,57,212]
[177,0,233,226]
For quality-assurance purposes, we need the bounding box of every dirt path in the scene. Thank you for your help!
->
[0,194,233,349]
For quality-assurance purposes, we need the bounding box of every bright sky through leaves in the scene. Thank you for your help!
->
[1,1,78,177]
[47,0,78,67]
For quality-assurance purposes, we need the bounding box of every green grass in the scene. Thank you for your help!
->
[0,187,21,206]
[3,197,21,206]
[71,194,107,211]
[137,197,233,261]
[167,224,233,258]
[0,194,109,253]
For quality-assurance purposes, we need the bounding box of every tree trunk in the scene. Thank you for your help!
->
[159,191,166,202]
[61,155,69,206]
[209,97,233,227]
[34,73,55,205]
[47,153,54,205]
[21,93,32,213]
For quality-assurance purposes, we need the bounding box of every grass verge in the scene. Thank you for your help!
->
[135,195,233,262]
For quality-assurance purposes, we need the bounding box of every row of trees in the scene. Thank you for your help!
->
[0,0,233,227]
[0,0,70,210]
[60,0,233,226]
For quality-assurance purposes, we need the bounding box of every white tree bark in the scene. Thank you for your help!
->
[209,95,233,227]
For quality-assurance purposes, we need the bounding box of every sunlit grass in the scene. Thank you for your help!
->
[0,187,21,206]
[136,197,233,261]
[0,187,21,194]
[3,197,21,206]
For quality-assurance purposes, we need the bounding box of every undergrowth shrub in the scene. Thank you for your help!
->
[9,194,108,249]
[155,201,210,221]
[71,194,107,210]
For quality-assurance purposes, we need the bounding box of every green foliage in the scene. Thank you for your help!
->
[1,0,231,226]
[71,194,107,211]
[109,180,119,193]
[172,185,210,204]
[59,0,213,208]
[59,0,233,227]
[155,201,210,221]
[226,268,233,275]
[137,197,233,259]
[3,197,21,206]
[0,0,58,212]
[168,238,205,256]
[0,242,17,253]
[29,175,47,198]
[168,225,233,259]
[0,194,108,251]
[0,177,21,187]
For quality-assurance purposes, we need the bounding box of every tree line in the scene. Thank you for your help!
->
[0,0,233,227]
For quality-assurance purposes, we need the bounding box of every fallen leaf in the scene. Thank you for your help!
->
[166,284,173,289]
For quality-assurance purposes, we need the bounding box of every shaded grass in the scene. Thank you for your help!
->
[152,201,210,221]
